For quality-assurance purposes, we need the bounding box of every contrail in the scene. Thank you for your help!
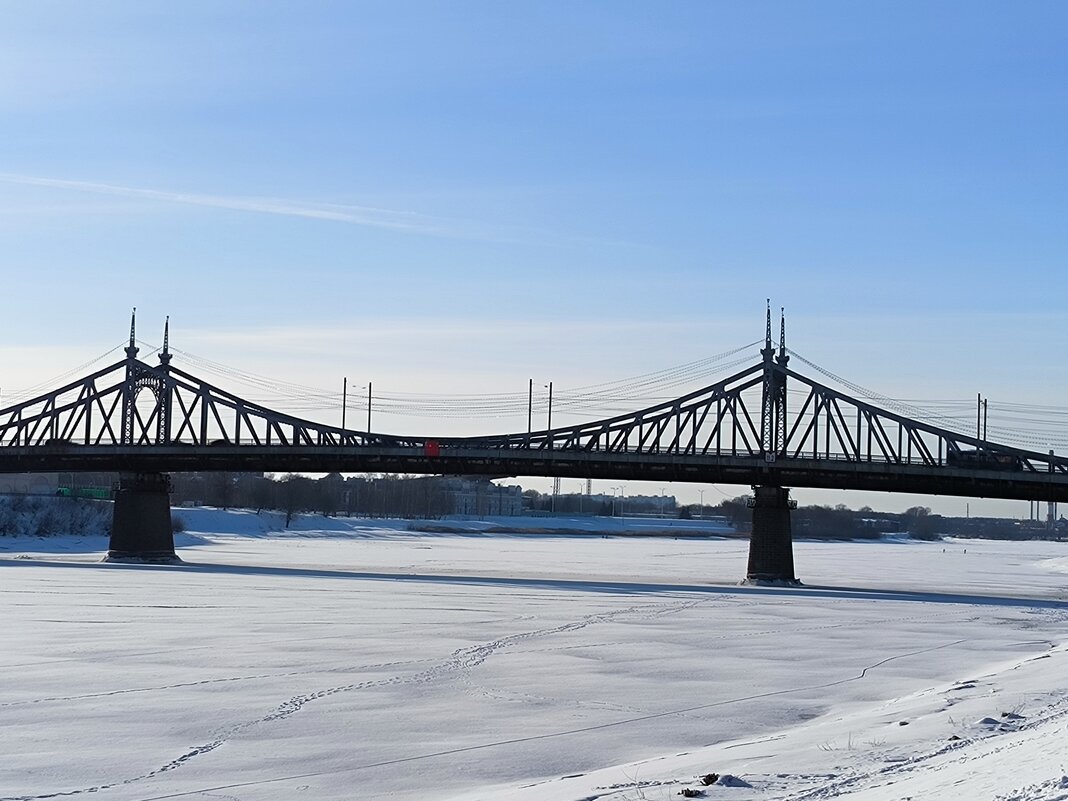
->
[0,172,454,236]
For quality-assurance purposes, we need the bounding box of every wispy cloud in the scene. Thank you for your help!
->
[0,172,659,251]
[0,172,457,236]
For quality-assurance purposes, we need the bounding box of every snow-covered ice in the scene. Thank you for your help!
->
[2,510,1068,800]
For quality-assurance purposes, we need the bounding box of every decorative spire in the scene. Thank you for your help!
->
[159,316,172,367]
[125,307,139,359]
[778,307,789,366]
[761,299,774,360]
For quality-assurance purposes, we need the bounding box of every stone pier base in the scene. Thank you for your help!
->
[745,485,799,584]
[106,472,179,562]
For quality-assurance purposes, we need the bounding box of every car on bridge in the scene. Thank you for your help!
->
[947,449,1023,471]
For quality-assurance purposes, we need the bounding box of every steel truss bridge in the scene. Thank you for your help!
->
[3,310,1068,505]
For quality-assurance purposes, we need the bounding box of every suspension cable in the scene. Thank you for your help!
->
[2,343,127,403]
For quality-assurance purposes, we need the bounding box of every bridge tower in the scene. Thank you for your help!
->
[107,312,178,562]
[158,316,173,444]
[747,303,799,583]
[120,308,139,446]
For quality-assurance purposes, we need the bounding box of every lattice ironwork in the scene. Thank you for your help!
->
[0,357,419,450]
[3,319,1068,501]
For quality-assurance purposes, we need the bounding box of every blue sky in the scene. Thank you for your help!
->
[2,2,1066,514]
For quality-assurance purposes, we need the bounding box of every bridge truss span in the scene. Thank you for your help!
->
[0,357,422,452]
[3,312,1068,503]
[776,366,1064,474]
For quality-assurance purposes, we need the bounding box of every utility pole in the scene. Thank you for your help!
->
[342,377,348,430]
[367,382,372,432]
[545,381,554,452]
[546,381,553,432]
[527,378,533,438]
[545,381,555,494]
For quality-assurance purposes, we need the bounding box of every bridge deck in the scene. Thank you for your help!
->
[3,446,1068,502]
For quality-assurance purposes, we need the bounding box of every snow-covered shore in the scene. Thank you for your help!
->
[2,509,1067,800]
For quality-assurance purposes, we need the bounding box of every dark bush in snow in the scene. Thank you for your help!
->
[0,496,111,537]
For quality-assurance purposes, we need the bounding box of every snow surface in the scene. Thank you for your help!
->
[2,510,1068,800]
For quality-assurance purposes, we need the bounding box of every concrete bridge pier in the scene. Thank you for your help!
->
[106,472,179,562]
[745,485,799,584]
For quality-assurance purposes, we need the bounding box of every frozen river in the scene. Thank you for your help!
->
[3,512,1068,800]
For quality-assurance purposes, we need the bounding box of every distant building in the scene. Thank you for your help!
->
[0,472,117,497]
[0,473,59,495]
[441,477,522,516]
